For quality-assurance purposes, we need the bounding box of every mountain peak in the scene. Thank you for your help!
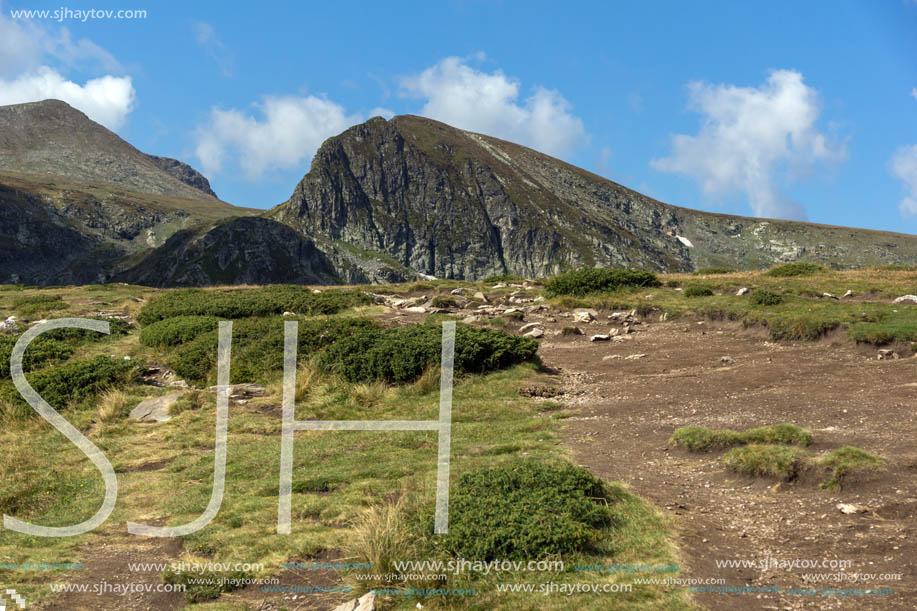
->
[0,99,217,201]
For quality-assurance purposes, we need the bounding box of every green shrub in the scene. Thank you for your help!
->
[670,423,811,451]
[172,317,379,384]
[137,286,371,325]
[749,289,783,306]
[140,316,221,347]
[430,295,459,309]
[544,269,660,298]
[163,566,251,603]
[440,461,612,560]
[0,317,131,379]
[765,262,824,277]
[722,444,810,480]
[684,285,714,298]
[693,267,736,275]
[1,356,138,409]
[319,322,538,384]
[815,446,884,490]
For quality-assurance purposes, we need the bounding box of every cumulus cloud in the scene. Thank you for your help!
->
[0,66,135,129]
[892,145,917,217]
[193,22,233,77]
[194,95,363,178]
[399,55,586,158]
[0,6,133,129]
[912,87,917,100]
[652,70,845,220]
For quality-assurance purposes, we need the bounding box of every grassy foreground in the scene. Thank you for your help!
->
[0,282,689,610]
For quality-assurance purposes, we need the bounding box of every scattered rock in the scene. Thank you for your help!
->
[0,315,19,332]
[450,288,465,295]
[574,310,595,323]
[893,295,917,304]
[129,392,184,422]
[518,385,563,398]
[332,592,376,611]
[878,349,900,360]
[282,311,295,317]
[523,327,545,338]
[473,291,488,302]
[736,287,750,296]
[659,312,668,322]
[836,503,868,515]
[168,380,190,389]
[720,356,735,364]
[842,290,853,298]
[405,306,427,313]
[462,315,480,324]
[823,292,838,300]
[608,327,620,337]
[519,322,543,333]
[625,353,647,360]
[590,334,611,342]
[601,355,621,361]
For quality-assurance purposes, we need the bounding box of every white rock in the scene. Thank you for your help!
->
[590,334,611,342]
[608,327,620,337]
[823,292,838,300]
[332,592,376,611]
[625,353,647,360]
[842,290,853,298]
[736,287,750,296]
[473,291,488,302]
[676,235,694,248]
[405,306,427,313]
[462,315,480,324]
[836,503,867,515]
[574,310,595,323]
[282,311,295,316]
[601,355,621,361]
[492,283,507,289]
[523,328,545,339]
[519,322,543,333]
[893,295,917,304]
[312,289,323,294]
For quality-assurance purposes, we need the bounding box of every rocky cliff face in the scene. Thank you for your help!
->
[272,115,917,279]
[144,155,219,199]
[117,217,340,287]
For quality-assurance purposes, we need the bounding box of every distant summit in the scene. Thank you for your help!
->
[0,99,218,200]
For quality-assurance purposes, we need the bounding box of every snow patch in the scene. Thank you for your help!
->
[676,235,694,248]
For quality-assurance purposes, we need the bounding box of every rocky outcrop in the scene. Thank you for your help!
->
[145,155,219,199]
[272,115,917,279]
[117,216,340,287]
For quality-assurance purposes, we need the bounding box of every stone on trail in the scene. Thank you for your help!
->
[590,334,611,342]
[129,392,184,422]
[842,290,853,298]
[523,327,545,338]
[574,310,595,323]
[736,287,750,296]
[893,295,917,304]
[519,322,543,333]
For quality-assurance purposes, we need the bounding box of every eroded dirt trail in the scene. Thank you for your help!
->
[537,317,917,610]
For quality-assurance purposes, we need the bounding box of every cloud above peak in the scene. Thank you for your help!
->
[652,69,845,220]
[0,8,133,130]
[399,55,586,158]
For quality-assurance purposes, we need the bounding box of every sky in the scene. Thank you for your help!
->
[1,0,915,234]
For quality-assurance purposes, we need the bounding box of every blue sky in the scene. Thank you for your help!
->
[1,1,916,233]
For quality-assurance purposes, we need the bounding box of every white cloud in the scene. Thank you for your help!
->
[892,145,917,217]
[652,70,845,220]
[194,95,363,178]
[193,21,233,77]
[0,5,132,129]
[399,55,586,158]
[911,87,917,100]
[0,66,134,129]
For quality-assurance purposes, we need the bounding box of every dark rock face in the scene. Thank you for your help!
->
[117,217,340,287]
[272,115,917,279]
[145,155,219,199]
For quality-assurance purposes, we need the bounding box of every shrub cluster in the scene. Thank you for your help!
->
[11,294,70,316]
[765,262,824,277]
[693,267,736,275]
[140,316,221,347]
[319,322,539,384]
[1,356,138,409]
[749,289,784,306]
[0,318,131,379]
[137,286,371,325]
[544,269,660,297]
[670,423,812,451]
[684,285,714,298]
[440,461,612,560]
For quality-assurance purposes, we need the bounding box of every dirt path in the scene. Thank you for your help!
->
[533,314,917,610]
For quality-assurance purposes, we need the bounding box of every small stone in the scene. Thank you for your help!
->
[837,503,867,515]
[842,290,853,298]
[893,295,917,304]
[877,349,899,360]
[590,334,611,342]
[462,315,479,324]
[523,328,545,339]
[602,355,621,361]
[736,287,750,296]
[574,310,595,323]
[405,306,427,313]
[823,292,838,299]
[625,353,647,360]
[282,311,295,316]
[519,322,543,333]
[659,312,668,322]
[608,327,620,336]
[450,288,465,295]
[720,356,735,364]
